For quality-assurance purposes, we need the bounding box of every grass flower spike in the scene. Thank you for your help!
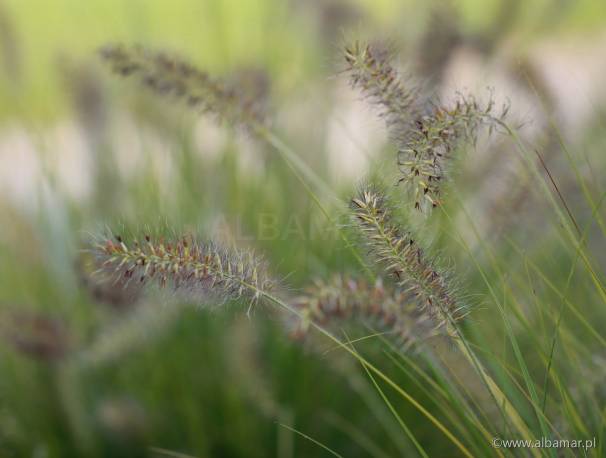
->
[344,40,508,211]
[344,40,421,146]
[291,274,438,347]
[92,233,274,306]
[398,93,508,210]
[351,186,466,329]
[100,44,269,129]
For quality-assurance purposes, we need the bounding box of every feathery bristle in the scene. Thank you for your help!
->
[350,186,466,328]
[91,233,274,306]
[99,44,269,129]
[291,274,438,347]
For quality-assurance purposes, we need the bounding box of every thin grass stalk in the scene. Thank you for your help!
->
[277,423,344,458]
[541,209,594,413]
[438,204,553,454]
[345,333,429,458]
[470,324,592,438]
[321,412,391,458]
[378,346,502,457]
[464,342,567,441]
[504,236,606,347]
[499,122,606,305]
[257,127,376,281]
[447,189,598,431]
[338,363,412,455]
[521,69,606,238]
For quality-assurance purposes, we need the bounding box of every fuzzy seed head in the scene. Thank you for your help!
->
[291,274,439,347]
[398,93,509,211]
[344,40,421,143]
[351,186,466,328]
[91,233,274,306]
[0,311,70,362]
[344,41,508,212]
[99,44,269,130]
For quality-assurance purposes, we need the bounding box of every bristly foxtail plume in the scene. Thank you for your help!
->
[398,91,509,211]
[99,44,269,130]
[343,40,421,146]
[90,232,275,308]
[290,274,438,348]
[344,40,508,212]
[350,186,467,332]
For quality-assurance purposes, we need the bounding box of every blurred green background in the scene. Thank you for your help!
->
[0,0,605,457]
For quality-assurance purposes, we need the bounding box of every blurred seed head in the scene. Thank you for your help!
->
[291,274,439,348]
[226,65,272,122]
[99,44,270,130]
[0,310,70,362]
